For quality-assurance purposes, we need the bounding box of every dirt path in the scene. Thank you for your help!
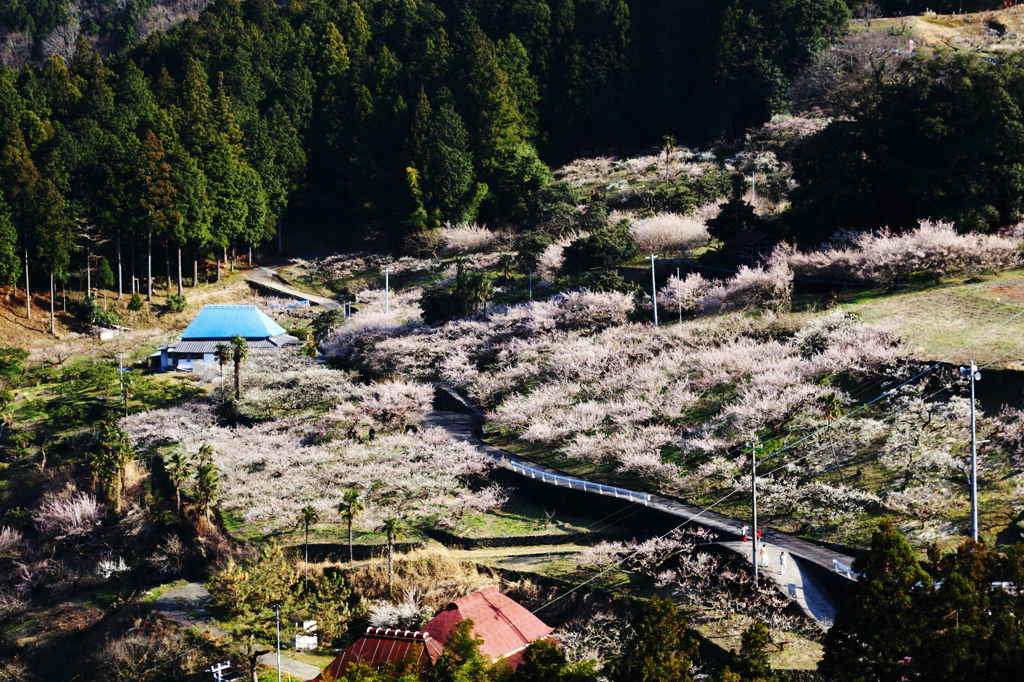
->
[150,582,322,681]
[245,266,342,310]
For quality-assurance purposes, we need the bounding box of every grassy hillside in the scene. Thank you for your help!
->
[841,271,1024,371]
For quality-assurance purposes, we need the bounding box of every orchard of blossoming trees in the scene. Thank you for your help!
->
[327,280,1024,544]
[121,353,501,537]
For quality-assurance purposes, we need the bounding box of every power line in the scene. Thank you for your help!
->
[756,307,1024,468]
[520,309,1024,623]
[417,303,1024,649]
[528,488,744,617]
[122,647,204,682]
[755,308,1024,483]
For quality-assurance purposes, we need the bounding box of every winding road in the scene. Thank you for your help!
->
[150,582,322,681]
[243,254,854,626]
[422,401,851,625]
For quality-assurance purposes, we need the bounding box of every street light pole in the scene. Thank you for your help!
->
[383,269,392,316]
[649,254,658,327]
[960,363,982,541]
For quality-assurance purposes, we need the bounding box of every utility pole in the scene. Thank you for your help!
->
[147,229,153,302]
[383,269,392,316]
[677,267,682,324]
[649,254,658,327]
[749,441,763,589]
[24,247,30,319]
[960,363,982,541]
[275,603,282,682]
[117,235,123,300]
[528,269,533,301]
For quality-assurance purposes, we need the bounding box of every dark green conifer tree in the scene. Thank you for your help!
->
[0,191,19,287]
[611,595,698,682]
[819,521,931,682]
[425,104,478,223]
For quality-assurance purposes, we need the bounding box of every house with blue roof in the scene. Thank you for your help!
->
[158,305,301,371]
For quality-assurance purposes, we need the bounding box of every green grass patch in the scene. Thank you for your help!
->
[280,649,339,668]
[450,497,627,539]
[140,579,191,603]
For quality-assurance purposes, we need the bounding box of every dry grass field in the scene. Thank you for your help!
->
[840,271,1024,370]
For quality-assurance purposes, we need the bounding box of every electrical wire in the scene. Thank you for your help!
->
[122,646,204,682]
[497,307,1024,633]
[528,487,745,617]
[755,307,1024,468]
[979,340,1024,370]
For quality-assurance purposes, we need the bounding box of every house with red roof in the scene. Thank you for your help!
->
[311,587,554,680]
[422,586,554,665]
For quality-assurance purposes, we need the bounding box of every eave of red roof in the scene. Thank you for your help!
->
[311,628,443,681]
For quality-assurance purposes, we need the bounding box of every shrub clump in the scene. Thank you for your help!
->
[166,294,187,313]
[659,261,794,317]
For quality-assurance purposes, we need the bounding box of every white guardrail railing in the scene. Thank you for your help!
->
[833,559,862,580]
[503,460,651,505]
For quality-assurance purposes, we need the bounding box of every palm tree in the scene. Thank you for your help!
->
[193,443,219,526]
[214,342,230,380]
[230,335,249,399]
[165,447,193,520]
[297,504,320,589]
[380,516,405,597]
[337,490,364,564]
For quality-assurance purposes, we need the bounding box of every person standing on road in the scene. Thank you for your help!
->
[759,544,768,567]
[779,551,787,575]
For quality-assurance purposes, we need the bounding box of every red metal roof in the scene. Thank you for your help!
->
[421,586,554,663]
[311,628,444,681]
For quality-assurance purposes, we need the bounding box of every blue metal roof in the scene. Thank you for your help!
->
[180,305,287,340]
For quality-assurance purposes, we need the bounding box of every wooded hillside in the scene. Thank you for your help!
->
[0,0,852,293]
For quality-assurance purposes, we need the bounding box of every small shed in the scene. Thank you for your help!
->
[725,230,780,266]
[157,305,301,371]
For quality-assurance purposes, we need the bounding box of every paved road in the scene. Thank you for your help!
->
[151,582,321,681]
[244,265,343,310]
[719,541,838,628]
[421,408,857,618]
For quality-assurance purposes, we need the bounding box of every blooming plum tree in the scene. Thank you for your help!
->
[770,220,1021,285]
